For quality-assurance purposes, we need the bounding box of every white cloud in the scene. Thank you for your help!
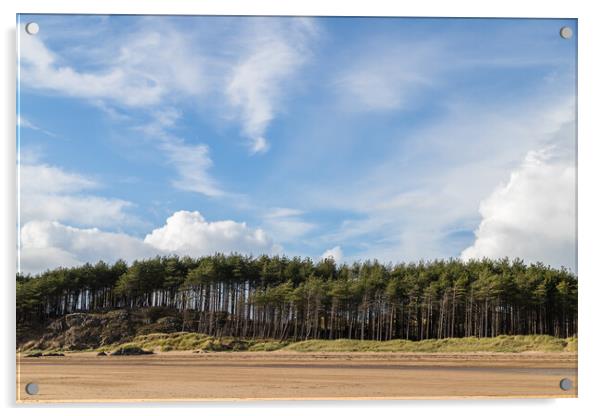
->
[265,208,305,218]
[20,246,82,275]
[262,207,315,243]
[307,97,576,266]
[144,211,278,257]
[18,18,322,205]
[22,194,133,228]
[333,32,571,114]
[461,129,576,270]
[17,115,56,137]
[19,18,319,156]
[337,61,432,111]
[162,141,224,197]
[129,107,225,198]
[226,18,317,153]
[249,136,269,154]
[20,163,96,195]
[19,161,134,227]
[321,246,343,263]
[18,22,205,107]
[17,115,38,130]
[20,220,159,274]
[18,21,222,200]
[334,41,439,111]
[17,157,143,273]
[20,210,280,274]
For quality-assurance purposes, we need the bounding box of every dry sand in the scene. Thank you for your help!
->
[16,351,577,402]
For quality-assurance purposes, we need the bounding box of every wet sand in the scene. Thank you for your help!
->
[16,351,577,402]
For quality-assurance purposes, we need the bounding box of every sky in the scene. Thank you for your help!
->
[16,15,577,275]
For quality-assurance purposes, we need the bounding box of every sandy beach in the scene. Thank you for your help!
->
[16,351,577,402]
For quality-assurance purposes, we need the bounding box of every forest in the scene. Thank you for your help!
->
[17,255,577,341]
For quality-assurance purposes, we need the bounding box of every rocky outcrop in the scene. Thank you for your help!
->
[19,308,183,351]
[26,310,133,351]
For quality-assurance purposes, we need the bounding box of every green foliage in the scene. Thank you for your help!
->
[90,334,576,354]
[111,343,153,355]
[17,255,578,342]
[284,335,575,353]
[248,341,289,351]
[564,337,578,352]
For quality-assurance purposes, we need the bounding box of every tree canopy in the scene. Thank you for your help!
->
[17,255,577,341]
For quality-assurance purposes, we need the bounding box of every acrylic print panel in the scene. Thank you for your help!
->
[16,15,577,402]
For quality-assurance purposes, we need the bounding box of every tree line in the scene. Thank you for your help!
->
[17,255,577,341]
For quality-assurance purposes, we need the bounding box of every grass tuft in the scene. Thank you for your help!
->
[21,334,578,354]
[283,335,575,353]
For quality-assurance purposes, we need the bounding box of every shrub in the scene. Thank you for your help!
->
[111,344,154,355]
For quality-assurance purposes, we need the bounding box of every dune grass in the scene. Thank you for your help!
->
[283,335,577,353]
[22,333,576,354]
[93,334,575,354]
[110,344,153,355]
[102,332,264,353]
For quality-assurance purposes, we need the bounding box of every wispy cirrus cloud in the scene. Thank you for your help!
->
[18,17,577,272]
[307,94,576,267]
[18,17,320,205]
[162,141,224,197]
[18,21,206,107]
[19,18,319,154]
[262,207,316,243]
[19,160,134,228]
[226,18,318,153]
[19,20,224,197]
[334,40,441,111]
[132,107,225,198]
[17,115,56,137]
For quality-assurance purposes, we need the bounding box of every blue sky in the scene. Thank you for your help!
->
[17,15,577,274]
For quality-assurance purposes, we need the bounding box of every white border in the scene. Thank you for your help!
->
[2,1,601,415]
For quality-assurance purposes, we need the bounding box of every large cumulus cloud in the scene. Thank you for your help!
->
[461,122,576,270]
[20,211,279,275]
